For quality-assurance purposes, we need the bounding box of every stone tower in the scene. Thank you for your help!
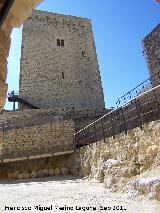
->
[19,10,105,112]
[142,24,160,86]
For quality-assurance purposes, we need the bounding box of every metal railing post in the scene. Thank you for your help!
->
[110,113,115,139]
[101,118,105,143]
[121,107,128,135]
[135,98,143,130]
[73,134,76,152]
[81,131,84,148]
[93,122,97,144]
[78,133,81,150]
[152,88,160,115]
[117,108,122,134]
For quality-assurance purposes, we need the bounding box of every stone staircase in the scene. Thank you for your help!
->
[8,92,39,109]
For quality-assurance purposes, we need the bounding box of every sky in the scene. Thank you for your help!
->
[4,0,160,110]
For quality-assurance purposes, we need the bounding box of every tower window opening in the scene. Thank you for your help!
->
[61,39,64,47]
[57,39,64,47]
[57,39,60,46]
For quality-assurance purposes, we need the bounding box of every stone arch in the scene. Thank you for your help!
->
[0,0,43,111]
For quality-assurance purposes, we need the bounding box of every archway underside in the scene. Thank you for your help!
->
[0,0,42,111]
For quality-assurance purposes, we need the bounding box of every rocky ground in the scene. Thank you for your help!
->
[0,176,160,213]
[78,120,160,202]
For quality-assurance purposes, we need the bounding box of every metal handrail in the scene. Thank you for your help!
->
[74,84,160,148]
[115,71,160,107]
[75,84,160,135]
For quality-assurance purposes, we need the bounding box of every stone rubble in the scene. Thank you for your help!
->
[78,120,160,201]
[7,167,70,179]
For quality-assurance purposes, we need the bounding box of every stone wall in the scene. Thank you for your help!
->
[0,0,42,112]
[19,10,105,111]
[77,120,160,200]
[0,119,74,160]
[0,153,77,178]
[74,117,100,132]
[142,24,160,86]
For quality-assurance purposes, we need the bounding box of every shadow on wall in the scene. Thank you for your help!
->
[0,175,81,185]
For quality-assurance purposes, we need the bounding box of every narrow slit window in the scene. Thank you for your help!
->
[82,51,85,56]
[57,39,60,46]
[62,72,64,79]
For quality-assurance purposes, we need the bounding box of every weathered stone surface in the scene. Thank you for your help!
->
[78,120,160,199]
[48,169,54,176]
[0,79,8,111]
[8,173,12,179]
[1,0,42,30]
[12,171,19,179]
[0,54,8,82]
[0,116,74,159]
[0,29,11,58]
[142,24,160,86]
[150,182,160,201]
[70,167,79,176]
[23,172,30,179]
[42,169,49,177]
[104,176,117,189]
[8,0,42,28]
[102,159,122,170]
[8,171,30,179]
[37,170,44,178]
[18,173,24,179]
[146,145,158,157]
[61,167,69,175]
[0,153,74,178]
[128,177,160,200]
[30,171,37,178]
[55,168,61,176]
